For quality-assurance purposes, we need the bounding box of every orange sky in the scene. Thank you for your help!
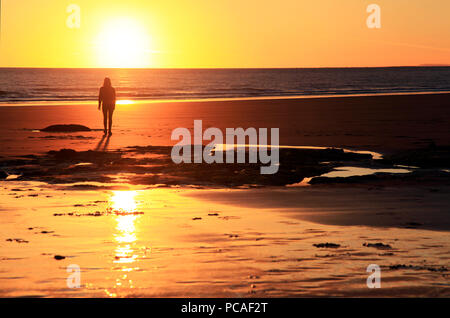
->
[1,0,450,68]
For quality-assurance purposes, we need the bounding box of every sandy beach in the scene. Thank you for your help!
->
[0,93,449,297]
[1,93,450,156]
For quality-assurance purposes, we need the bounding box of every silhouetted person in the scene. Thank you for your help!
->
[98,77,116,136]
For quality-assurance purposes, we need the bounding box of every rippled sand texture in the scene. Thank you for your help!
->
[1,182,449,297]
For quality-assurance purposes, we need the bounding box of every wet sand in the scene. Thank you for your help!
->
[0,93,449,157]
[0,93,449,297]
[0,182,449,297]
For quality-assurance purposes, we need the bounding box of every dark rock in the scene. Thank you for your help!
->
[389,264,448,272]
[6,238,29,243]
[54,255,66,260]
[47,149,77,160]
[41,124,91,133]
[313,242,341,248]
[380,145,450,169]
[363,242,392,250]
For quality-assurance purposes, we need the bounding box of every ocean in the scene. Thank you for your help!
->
[1,67,450,104]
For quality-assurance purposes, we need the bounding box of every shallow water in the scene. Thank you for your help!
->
[320,166,411,178]
[215,144,383,160]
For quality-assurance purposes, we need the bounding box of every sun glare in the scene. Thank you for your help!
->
[96,18,153,68]
[111,191,141,264]
[116,100,135,105]
[111,191,138,212]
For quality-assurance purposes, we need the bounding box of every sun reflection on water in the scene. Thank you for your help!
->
[116,100,135,105]
[115,215,138,244]
[112,191,138,213]
[111,191,140,264]
[108,191,143,295]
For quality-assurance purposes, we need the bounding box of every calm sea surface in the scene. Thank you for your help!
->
[1,67,450,104]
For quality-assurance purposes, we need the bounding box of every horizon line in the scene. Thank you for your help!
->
[1,65,450,70]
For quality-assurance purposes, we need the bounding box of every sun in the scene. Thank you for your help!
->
[96,18,153,68]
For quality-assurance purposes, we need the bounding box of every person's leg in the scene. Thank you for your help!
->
[102,107,108,134]
[108,109,114,135]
